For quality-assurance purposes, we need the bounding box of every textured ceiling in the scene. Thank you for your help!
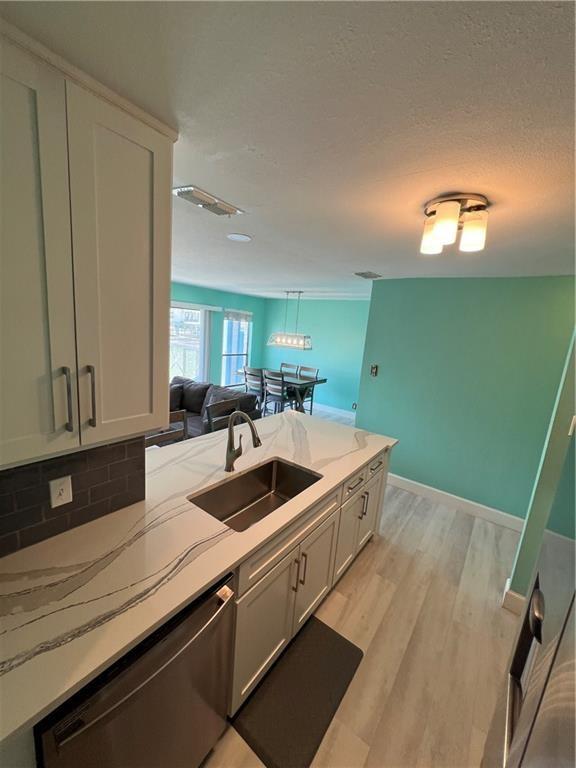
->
[1,1,574,298]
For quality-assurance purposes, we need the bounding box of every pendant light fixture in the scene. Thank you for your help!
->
[267,291,312,349]
[420,193,489,255]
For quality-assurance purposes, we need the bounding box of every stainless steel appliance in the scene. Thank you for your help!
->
[482,525,574,767]
[35,577,234,768]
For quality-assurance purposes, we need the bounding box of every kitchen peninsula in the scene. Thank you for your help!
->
[0,412,397,764]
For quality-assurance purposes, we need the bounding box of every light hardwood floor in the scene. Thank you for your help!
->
[206,486,520,768]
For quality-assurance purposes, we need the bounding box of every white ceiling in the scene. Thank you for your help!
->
[1,1,574,298]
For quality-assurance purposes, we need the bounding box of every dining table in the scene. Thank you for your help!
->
[281,373,328,413]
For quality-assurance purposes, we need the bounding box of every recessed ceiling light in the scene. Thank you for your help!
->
[227,233,252,242]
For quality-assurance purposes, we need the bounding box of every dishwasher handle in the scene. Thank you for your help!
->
[54,583,235,748]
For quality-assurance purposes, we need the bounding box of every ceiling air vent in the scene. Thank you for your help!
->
[172,185,244,216]
[354,271,382,280]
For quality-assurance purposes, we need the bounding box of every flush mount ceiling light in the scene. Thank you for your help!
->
[172,185,244,216]
[267,291,312,350]
[227,233,252,242]
[420,193,489,255]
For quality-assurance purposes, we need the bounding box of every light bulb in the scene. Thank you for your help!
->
[433,200,461,245]
[420,216,443,255]
[459,209,488,252]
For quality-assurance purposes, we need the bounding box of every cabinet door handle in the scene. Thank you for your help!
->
[347,476,364,494]
[299,552,308,585]
[62,366,74,432]
[370,460,383,473]
[87,365,97,427]
[529,588,545,643]
[363,491,370,517]
[292,558,300,592]
[358,492,368,519]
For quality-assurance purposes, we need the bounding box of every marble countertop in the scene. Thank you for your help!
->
[0,412,397,742]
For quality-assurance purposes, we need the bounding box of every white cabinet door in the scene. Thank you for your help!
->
[333,491,364,584]
[357,474,382,551]
[0,42,80,467]
[66,82,172,444]
[293,511,338,633]
[231,551,298,714]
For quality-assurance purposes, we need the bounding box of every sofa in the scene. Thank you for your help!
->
[169,377,261,439]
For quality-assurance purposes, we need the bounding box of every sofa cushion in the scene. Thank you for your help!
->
[169,383,183,411]
[171,377,211,414]
[185,414,206,438]
[203,384,257,416]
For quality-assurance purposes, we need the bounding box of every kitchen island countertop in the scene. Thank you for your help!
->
[0,412,397,744]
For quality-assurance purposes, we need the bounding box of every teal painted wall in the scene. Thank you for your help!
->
[261,299,370,411]
[356,277,575,519]
[171,283,267,384]
[548,439,575,539]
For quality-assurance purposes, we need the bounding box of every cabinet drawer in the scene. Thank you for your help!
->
[236,490,341,596]
[342,466,367,500]
[366,448,390,479]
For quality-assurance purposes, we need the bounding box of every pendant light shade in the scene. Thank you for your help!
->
[433,200,461,245]
[267,291,312,349]
[420,194,490,256]
[459,209,488,252]
[420,216,443,255]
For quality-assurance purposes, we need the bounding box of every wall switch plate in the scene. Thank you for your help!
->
[49,476,72,508]
[370,364,379,377]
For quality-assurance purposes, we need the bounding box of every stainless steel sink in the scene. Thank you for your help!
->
[188,459,322,532]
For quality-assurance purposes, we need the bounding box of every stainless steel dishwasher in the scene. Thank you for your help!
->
[35,577,234,768]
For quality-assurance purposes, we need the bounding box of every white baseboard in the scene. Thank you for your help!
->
[313,403,355,419]
[388,473,524,532]
[502,578,526,615]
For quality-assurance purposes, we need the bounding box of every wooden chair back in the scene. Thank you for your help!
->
[244,366,263,397]
[280,362,300,376]
[263,369,287,399]
[205,398,240,433]
[299,366,319,379]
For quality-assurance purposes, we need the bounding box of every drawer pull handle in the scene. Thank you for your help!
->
[370,460,383,473]
[347,477,364,493]
[299,552,308,585]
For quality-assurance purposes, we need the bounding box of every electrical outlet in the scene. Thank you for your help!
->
[49,476,73,508]
[352,402,357,410]
[370,364,379,377]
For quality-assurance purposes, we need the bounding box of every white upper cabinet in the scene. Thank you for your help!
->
[0,42,80,467]
[0,37,174,468]
[67,83,171,444]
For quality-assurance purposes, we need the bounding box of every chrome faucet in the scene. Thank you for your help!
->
[225,411,262,472]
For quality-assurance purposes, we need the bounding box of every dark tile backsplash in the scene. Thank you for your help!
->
[0,437,145,558]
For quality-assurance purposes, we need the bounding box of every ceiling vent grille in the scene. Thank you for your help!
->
[354,271,382,280]
[172,185,244,216]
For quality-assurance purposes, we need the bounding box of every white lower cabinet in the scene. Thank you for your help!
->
[333,491,365,583]
[231,511,338,714]
[230,455,391,715]
[357,473,383,551]
[231,552,297,714]
[293,511,339,632]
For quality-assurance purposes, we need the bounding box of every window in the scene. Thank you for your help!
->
[221,310,253,385]
[169,303,209,381]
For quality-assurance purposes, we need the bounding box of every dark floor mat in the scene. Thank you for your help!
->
[232,617,363,768]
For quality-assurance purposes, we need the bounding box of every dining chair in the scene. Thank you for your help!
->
[145,410,188,447]
[205,398,241,433]
[263,370,294,415]
[280,362,300,376]
[244,366,264,408]
[298,366,319,414]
